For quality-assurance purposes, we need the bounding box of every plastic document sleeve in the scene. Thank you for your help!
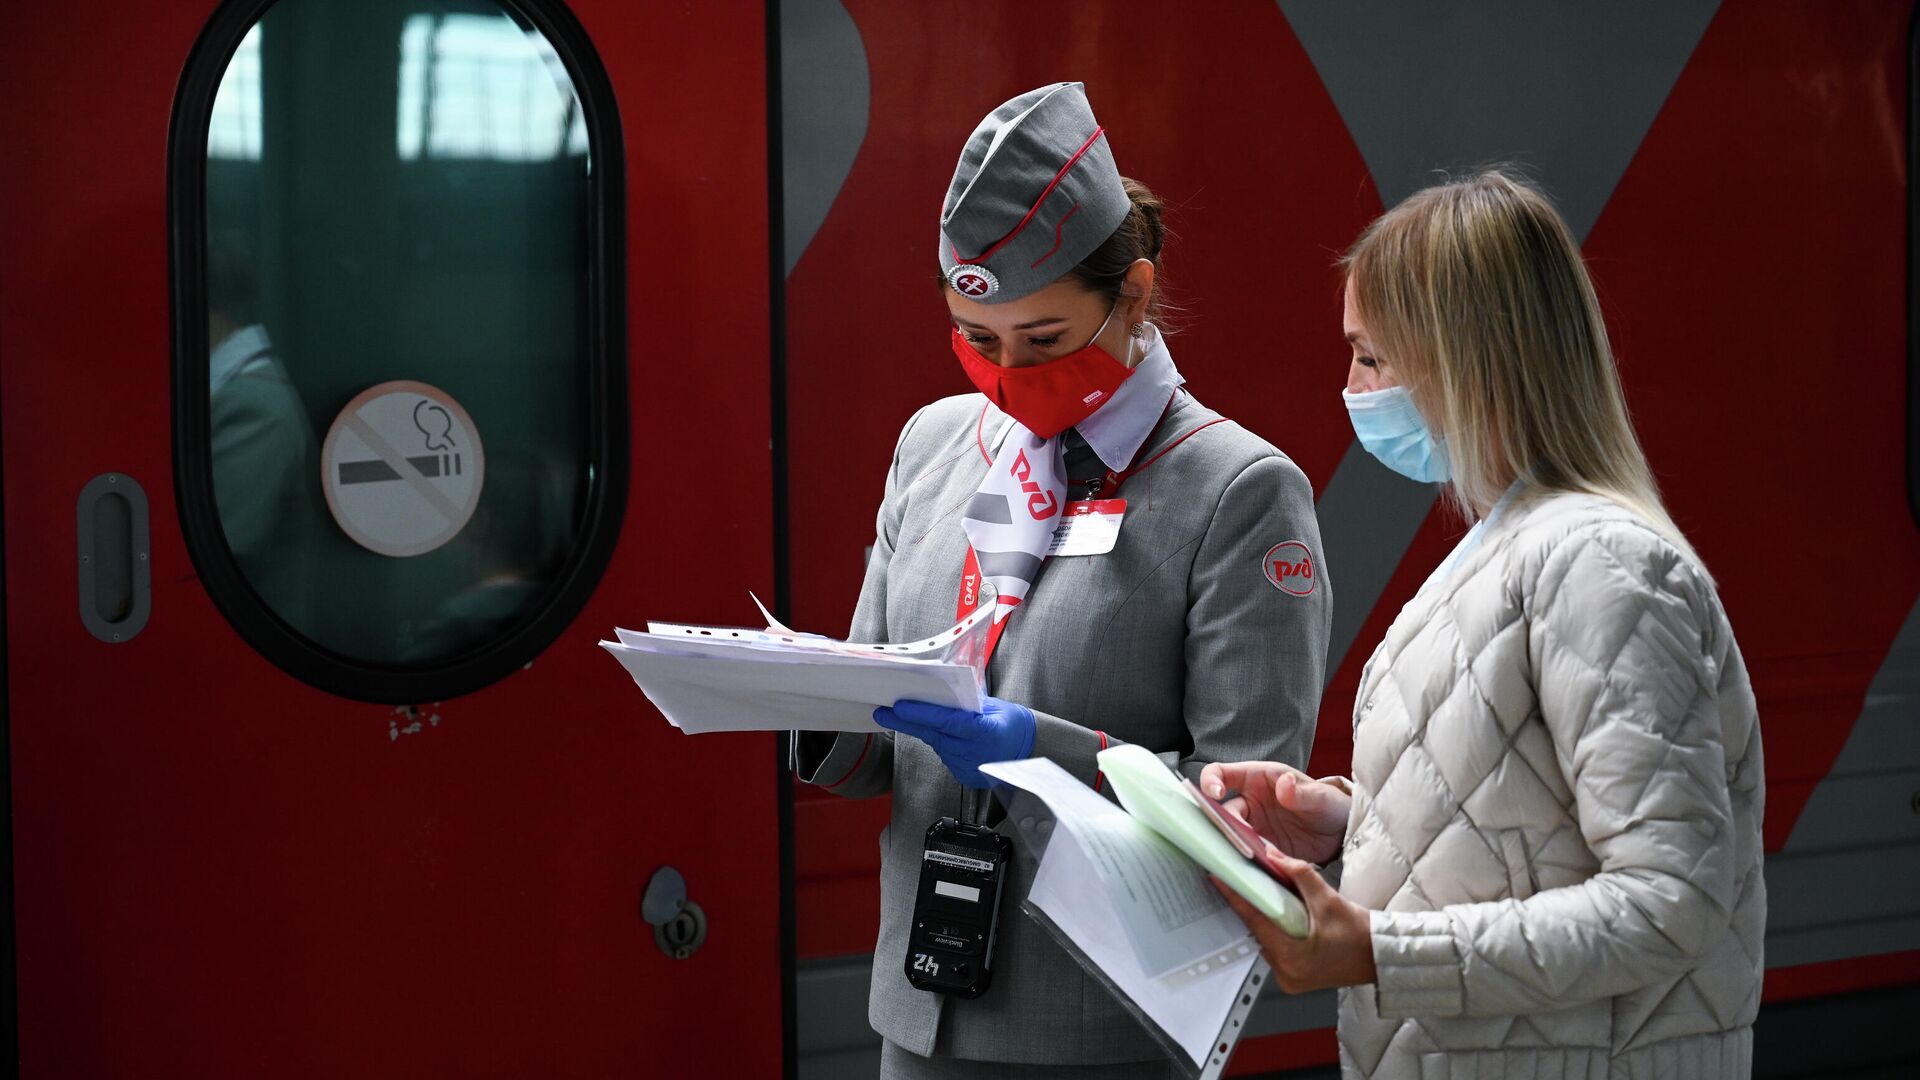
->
[1021,900,1270,1079]
[980,757,1271,1078]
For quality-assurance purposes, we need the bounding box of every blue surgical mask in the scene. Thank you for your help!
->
[1342,385,1451,483]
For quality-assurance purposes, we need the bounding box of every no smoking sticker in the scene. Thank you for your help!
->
[321,381,485,558]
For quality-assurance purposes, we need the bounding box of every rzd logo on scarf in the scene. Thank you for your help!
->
[1011,450,1058,520]
[1263,541,1315,596]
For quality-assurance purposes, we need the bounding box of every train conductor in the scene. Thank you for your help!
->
[793,82,1333,1079]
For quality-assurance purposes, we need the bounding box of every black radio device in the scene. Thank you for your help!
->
[904,816,1012,998]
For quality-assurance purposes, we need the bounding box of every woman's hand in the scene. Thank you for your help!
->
[1200,761,1350,865]
[1213,848,1376,993]
[874,696,1036,789]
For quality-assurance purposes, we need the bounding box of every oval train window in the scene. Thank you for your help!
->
[170,0,627,702]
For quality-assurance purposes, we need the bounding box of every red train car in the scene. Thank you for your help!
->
[1,1,1914,1077]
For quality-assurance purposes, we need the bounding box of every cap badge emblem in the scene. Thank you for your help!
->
[947,264,1000,299]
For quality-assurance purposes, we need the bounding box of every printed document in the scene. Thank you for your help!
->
[600,596,994,734]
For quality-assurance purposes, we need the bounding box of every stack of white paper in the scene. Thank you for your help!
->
[599,597,993,734]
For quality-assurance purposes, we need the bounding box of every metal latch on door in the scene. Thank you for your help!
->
[641,866,707,960]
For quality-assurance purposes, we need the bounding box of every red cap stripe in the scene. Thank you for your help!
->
[954,126,1106,267]
[1029,202,1083,270]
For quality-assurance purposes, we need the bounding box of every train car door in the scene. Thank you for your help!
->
[0,0,781,1075]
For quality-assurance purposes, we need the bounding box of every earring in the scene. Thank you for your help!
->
[1129,322,1147,338]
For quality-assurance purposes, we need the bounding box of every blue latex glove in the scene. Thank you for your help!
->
[874,696,1037,789]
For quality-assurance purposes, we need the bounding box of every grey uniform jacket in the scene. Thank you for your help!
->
[795,389,1332,1065]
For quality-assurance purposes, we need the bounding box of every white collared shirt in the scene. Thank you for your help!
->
[1434,479,1529,580]
[1074,324,1183,471]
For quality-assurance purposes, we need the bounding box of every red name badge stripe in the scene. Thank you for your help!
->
[958,546,985,622]
[958,546,1015,665]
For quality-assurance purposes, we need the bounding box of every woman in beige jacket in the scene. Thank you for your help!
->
[1206,170,1764,1079]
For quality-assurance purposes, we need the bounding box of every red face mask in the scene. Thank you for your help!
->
[950,310,1135,439]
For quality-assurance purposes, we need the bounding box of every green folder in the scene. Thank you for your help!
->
[1097,743,1310,938]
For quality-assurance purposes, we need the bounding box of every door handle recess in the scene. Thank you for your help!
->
[77,472,151,643]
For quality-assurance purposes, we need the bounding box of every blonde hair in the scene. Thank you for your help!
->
[1341,169,1705,570]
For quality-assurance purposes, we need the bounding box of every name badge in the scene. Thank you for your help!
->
[1047,499,1126,557]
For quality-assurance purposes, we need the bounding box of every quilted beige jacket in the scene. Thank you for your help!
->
[1337,492,1765,1080]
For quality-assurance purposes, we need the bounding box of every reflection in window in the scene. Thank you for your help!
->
[208,25,262,160]
[396,13,588,161]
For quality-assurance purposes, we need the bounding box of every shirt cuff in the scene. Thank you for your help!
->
[1370,908,1465,1019]
[793,730,874,790]
[1029,708,1107,791]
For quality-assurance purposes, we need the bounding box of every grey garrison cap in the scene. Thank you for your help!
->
[938,82,1129,304]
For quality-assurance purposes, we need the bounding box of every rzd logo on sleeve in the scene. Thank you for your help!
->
[1263,541,1316,596]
